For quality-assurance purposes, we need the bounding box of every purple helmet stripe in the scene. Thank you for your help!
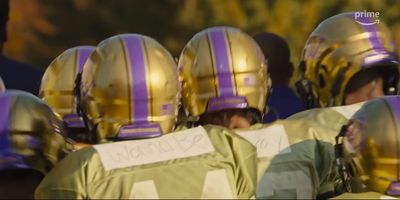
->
[353,13,384,52]
[0,96,12,152]
[77,48,93,73]
[123,36,149,123]
[209,29,235,97]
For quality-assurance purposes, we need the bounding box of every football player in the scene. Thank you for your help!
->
[0,90,72,198]
[179,19,399,198]
[39,46,95,146]
[35,34,257,199]
[291,12,400,196]
[178,26,343,199]
[296,12,399,109]
[333,96,400,199]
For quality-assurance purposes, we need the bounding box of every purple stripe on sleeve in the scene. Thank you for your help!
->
[123,36,149,123]
[209,29,235,97]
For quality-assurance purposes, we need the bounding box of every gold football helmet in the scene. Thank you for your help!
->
[335,96,400,195]
[79,34,180,142]
[179,26,269,118]
[298,12,399,108]
[0,90,72,174]
[39,46,95,129]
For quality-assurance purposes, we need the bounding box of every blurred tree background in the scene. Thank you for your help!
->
[4,0,400,85]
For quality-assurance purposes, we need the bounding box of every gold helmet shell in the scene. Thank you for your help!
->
[0,90,72,174]
[179,26,269,117]
[340,96,400,195]
[300,12,399,107]
[80,34,180,141]
[39,46,95,129]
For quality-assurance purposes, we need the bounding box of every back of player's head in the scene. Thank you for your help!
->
[178,26,270,127]
[336,96,400,195]
[298,12,399,108]
[40,46,94,142]
[78,34,180,142]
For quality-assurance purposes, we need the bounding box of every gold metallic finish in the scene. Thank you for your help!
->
[80,34,180,141]
[301,13,398,107]
[179,26,269,117]
[39,46,95,118]
[343,96,400,194]
[0,90,72,174]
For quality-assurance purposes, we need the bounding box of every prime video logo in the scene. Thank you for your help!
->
[354,10,380,25]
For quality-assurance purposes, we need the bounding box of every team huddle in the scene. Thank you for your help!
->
[1,12,400,199]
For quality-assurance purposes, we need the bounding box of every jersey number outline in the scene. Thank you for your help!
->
[256,170,313,199]
[129,169,234,199]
